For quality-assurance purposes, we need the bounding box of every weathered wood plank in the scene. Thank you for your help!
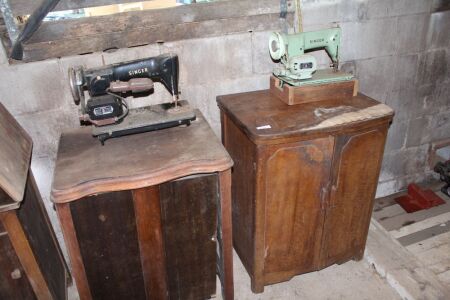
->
[380,199,450,231]
[398,220,450,247]
[22,12,290,62]
[372,204,405,221]
[160,174,218,300]
[6,0,293,62]
[29,0,285,43]
[389,212,450,239]
[70,191,147,300]
[10,0,153,16]
[406,231,450,254]
[0,102,32,208]
[132,186,168,300]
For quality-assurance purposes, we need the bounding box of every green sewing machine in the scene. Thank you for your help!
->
[269,28,354,87]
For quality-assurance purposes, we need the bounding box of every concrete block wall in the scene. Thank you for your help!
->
[0,0,448,263]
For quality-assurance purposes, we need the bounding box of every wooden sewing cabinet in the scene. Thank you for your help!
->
[217,90,394,293]
[51,111,234,300]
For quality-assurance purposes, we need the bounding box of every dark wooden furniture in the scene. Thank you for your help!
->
[0,102,69,300]
[217,90,394,293]
[51,111,234,300]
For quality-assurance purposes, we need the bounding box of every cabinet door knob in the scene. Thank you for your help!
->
[11,268,22,280]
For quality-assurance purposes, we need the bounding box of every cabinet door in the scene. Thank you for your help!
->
[263,137,333,277]
[320,127,388,267]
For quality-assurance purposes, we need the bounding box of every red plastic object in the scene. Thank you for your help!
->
[395,183,445,213]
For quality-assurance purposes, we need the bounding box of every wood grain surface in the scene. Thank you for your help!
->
[160,174,218,300]
[51,111,232,203]
[133,186,168,300]
[320,128,388,266]
[0,102,32,208]
[217,90,394,145]
[17,172,68,300]
[5,0,293,62]
[269,76,358,105]
[70,191,146,300]
[219,90,392,292]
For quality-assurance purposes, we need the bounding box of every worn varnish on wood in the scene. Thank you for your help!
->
[0,102,32,211]
[51,111,234,300]
[2,0,293,63]
[270,75,358,105]
[0,103,69,299]
[217,90,393,293]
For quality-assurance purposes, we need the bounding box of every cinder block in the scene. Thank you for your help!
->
[15,108,79,159]
[379,144,429,182]
[391,54,419,91]
[386,86,428,121]
[183,74,269,138]
[340,18,398,61]
[367,0,432,19]
[423,82,450,114]
[396,14,430,55]
[376,172,434,197]
[102,43,161,65]
[416,49,448,86]
[0,59,68,115]
[159,33,253,86]
[427,10,450,49]
[430,109,450,141]
[301,0,365,26]
[251,31,274,75]
[405,116,432,147]
[353,56,396,102]
[385,119,407,152]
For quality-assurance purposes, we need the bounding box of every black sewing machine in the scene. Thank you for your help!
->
[434,161,450,197]
[69,53,196,144]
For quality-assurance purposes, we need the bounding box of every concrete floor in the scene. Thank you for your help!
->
[67,248,400,300]
[215,251,400,300]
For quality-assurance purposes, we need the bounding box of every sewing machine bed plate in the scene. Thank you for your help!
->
[92,100,196,142]
[278,69,354,87]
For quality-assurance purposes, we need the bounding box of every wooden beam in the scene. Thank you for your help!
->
[22,13,291,62]
[10,0,142,16]
[29,0,286,43]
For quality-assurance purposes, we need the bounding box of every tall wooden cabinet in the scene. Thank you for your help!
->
[217,90,394,293]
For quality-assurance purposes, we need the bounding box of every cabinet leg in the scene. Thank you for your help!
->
[251,279,265,294]
[353,249,365,261]
[218,170,234,300]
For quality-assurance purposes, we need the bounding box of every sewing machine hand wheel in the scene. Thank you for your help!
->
[69,66,84,105]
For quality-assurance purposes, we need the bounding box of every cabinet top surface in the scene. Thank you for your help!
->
[51,110,233,203]
[0,102,32,211]
[217,90,394,143]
